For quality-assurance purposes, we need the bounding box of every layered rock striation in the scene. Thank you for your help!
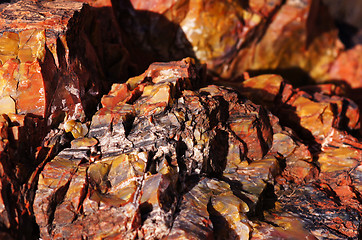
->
[33,59,362,239]
[0,0,360,239]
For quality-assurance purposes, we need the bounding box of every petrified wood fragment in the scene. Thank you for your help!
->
[0,0,128,238]
[0,0,128,121]
[236,74,362,238]
[122,0,361,88]
[115,0,282,78]
[32,57,362,239]
[33,58,283,239]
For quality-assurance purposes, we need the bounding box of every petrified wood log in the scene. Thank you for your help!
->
[0,0,128,121]
[0,0,361,239]
[32,58,362,239]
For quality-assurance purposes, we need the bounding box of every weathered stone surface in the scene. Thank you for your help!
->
[236,73,362,238]
[123,0,362,89]
[0,0,361,239]
[0,0,128,238]
[116,0,282,78]
[32,57,362,239]
[0,0,128,121]
[32,58,280,239]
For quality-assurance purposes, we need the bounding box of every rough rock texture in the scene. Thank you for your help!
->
[0,0,361,239]
[0,0,128,121]
[236,74,362,239]
[32,59,362,239]
[0,0,127,238]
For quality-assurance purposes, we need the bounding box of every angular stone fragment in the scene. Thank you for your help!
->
[167,178,214,240]
[0,0,128,121]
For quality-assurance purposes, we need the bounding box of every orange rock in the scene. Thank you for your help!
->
[101,83,131,109]
[0,0,128,121]
[328,45,362,89]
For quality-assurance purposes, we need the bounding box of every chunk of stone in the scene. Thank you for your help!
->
[31,56,362,240]
[122,0,362,89]
[166,178,214,240]
[119,0,282,79]
[0,0,128,121]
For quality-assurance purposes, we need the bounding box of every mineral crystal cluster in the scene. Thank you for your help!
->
[0,0,361,239]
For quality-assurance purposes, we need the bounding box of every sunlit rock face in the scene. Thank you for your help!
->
[32,59,362,239]
[0,0,128,121]
[0,0,361,239]
[124,0,361,88]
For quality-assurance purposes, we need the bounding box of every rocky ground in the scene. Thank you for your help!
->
[0,0,361,239]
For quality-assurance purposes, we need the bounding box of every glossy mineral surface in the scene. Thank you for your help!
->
[0,0,361,239]
[32,59,362,239]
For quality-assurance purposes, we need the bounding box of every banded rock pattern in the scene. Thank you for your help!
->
[34,59,362,239]
[0,0,360,239]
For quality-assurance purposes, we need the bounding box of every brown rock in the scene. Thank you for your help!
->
[33,58,285,239]
[30,55,362,239]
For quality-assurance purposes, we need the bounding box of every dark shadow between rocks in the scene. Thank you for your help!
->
[273,95,322,163]
[207,129,229,178]
[220,176,256,215]
[306,0,336,49]
[139,202,153,224]
[348,88,362,138]
[258,183,277,215]
[335,20,359,49]
[111,0,197,77]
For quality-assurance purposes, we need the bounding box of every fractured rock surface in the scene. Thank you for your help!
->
[33,59,362,239]
[0,0,128,121]
[0,0,361,239]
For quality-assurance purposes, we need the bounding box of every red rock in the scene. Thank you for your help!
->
[0,0,360,237]
[0,0,128,121]
[327,45,362,89]
[100,83,132,108]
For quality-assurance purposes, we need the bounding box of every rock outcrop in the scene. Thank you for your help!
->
[0,0,128,121]
[33,59,362,239]
[0,0,360,239]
